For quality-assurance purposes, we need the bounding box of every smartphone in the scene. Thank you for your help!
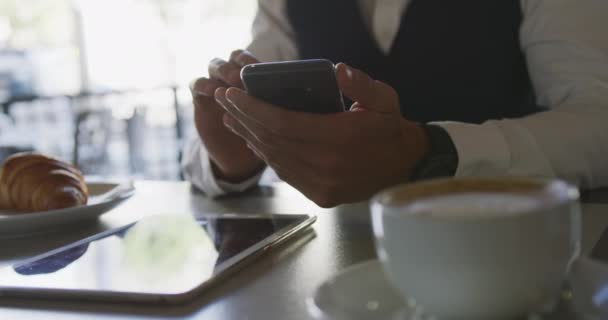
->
[241,59,345,114]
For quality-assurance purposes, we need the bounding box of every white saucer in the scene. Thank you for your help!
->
[0,181,135,238]
[307,260,410,320]
[308,259,608,320]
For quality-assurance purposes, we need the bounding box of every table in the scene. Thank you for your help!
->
[1,181,607,320]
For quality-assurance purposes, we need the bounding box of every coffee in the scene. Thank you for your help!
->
[371,178,581,320]
[403,192,545,219]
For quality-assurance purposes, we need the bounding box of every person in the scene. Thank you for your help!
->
[182,0,608,208]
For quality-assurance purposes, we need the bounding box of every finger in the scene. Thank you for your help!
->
[223,113,295,173]
[269,166,326,205]
[269,165,344,208]
[225,115,268,161]
[190,77,225,97]
[223,112,331,181]
[335,63,399,114]
[221,108,278,152]
[223,87,346,142]
[349,102,370,112]
[208,58,242,87]
[192,83,226,116]
[223,113,273,154]
[193,90,223,114]
[225,111,347,207]
[221,95,324,174]
[229,49,259,67]
[216,88,278,148]
[223,109,327,167]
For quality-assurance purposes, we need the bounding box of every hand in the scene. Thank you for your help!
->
[214,63,430,207]
[189,50,265,183]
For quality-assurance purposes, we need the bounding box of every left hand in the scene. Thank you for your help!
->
[214,63,430,207]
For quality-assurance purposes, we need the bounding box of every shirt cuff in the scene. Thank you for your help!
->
[200,148,263,198]
[431,121,511,177]
[181,138,262,198]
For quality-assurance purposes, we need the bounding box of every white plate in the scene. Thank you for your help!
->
[570,258,608,317]
[0,182,135,238]
[307,260,602,320]
[307,260,407,320]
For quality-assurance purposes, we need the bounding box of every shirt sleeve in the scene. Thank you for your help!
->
[182,0,297,197]
[246,0,299,62]
[181,138,265,197]
[434,0,608,189]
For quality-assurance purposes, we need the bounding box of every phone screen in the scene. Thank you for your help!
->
[0,213,314,301]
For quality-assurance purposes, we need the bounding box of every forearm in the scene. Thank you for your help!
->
[435,91,608,189]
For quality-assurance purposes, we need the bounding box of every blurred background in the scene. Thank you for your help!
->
[0,0,257,180]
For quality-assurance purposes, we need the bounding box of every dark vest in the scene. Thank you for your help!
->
[286,0,541,123]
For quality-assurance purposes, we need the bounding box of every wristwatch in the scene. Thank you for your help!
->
[410,124,459,181]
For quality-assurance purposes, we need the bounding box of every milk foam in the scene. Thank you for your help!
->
[405,192,544,218]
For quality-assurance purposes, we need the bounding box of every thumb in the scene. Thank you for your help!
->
[335,63,400,114]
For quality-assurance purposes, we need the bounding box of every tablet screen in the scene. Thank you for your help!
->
[0,213,314,302]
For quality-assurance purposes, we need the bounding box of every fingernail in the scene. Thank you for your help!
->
[225,88,240,103]
[214,88,227,106]
[344,65,353,80]
[191,83,214,97]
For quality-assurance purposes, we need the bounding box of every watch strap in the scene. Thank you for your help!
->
[411,124,458,181]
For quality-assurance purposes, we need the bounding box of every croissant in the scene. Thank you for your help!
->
[0,153,88,212]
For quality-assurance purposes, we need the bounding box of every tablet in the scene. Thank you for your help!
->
[0,213,316,304]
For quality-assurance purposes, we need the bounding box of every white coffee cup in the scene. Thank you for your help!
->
[371,177,581,320]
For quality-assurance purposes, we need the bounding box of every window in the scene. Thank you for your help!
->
[0,0,258,179]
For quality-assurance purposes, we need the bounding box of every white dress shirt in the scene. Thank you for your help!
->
[183,0,608,197]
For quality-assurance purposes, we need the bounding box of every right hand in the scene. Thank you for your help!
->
[190,50,266,183]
